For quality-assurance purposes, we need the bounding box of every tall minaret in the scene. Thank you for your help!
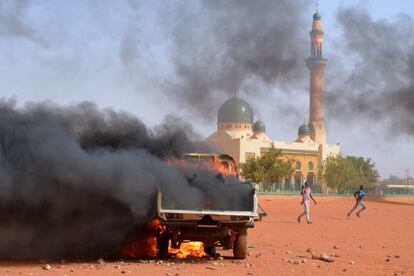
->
[306,9,326,145]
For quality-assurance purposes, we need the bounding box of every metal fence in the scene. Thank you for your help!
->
[256,183,414,196]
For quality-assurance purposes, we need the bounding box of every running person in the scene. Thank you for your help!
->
[347,185,366,218]
[297,181,317,224]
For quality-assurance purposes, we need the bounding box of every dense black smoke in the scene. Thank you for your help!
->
[160,0,310,119]
[0,100,253,259]
[326,7,414,136]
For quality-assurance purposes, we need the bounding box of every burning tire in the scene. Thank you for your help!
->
[233,229,247,259]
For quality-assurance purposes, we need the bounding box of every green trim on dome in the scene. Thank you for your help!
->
[253,120,266,132]
[298,123,311,136]
[313,11,321,20]
[217,97,253,124]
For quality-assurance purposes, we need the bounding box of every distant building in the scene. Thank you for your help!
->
[203,10,340,190]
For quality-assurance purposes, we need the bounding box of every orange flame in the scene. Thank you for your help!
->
[208,156,235,176]
[121,219,161,258]
[169,241,207,258]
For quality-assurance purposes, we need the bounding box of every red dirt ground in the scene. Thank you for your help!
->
[0,196,413,276]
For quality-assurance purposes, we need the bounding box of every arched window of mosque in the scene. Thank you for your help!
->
[308,161,314,171]
[295,161,302,171]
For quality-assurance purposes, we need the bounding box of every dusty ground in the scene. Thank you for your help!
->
[0,196,413,276]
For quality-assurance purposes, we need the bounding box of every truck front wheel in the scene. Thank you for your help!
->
[204,246,216,256]
[233,232,247,259]
[157,235,170,259]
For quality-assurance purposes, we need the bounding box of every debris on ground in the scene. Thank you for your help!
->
[42,264,52,270]
[318,253,334,262]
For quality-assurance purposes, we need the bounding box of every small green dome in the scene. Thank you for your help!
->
[217,97,253,124]
[298,123,311,136]
[313,11,321,20]
[253,120,266,132]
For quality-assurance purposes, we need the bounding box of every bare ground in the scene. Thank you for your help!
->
[0,196,413,276]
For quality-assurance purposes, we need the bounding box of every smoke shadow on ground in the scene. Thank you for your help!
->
[365,197,414,207]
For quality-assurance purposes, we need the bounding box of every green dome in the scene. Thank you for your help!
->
[253,120,266,132]
[298,123,311,136]
[217,97,253,124]
[313,11,321,20]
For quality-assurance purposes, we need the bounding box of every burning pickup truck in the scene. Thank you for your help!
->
[156,153,263,259]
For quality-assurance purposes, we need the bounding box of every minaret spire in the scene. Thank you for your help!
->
[306,8,326,145]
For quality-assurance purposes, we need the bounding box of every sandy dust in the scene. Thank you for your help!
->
[0,196,413,276]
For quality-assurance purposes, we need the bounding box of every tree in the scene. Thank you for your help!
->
[322,154,379,190]
[240,147,292,189]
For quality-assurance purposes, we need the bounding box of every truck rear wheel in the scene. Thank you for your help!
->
[233,232,247,259]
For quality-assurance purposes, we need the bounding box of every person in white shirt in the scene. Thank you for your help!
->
[297,181,317,224]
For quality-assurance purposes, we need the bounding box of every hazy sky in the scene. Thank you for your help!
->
[1,0,413,178]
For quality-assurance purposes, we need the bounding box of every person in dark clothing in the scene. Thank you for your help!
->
[347,185,366,218]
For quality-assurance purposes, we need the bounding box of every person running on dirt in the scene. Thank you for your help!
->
[297,181,317,224]
[347,185,366,218]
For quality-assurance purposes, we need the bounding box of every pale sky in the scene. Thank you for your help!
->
[1,0,413,179]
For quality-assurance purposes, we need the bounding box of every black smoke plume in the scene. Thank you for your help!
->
[0,100,252,259]
[326,7,414,136]
[159,0,310,119]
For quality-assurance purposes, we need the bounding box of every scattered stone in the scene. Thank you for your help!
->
[333,245,338,249]
[247,273,254,275]
[138,260,147,264]
[286,251,292,254]
[386,259,390,262]
[213,262,218,266]
[70,268,75,272]
[97,258,105,265]
[115,265,119,269]
[306,248,312,253]
[247,251,251,256]
[350,261,355,265]
[272,251,276,255]
[90,265,95,269]
[248,245,255,249]
[218,256,224,260]
[301,259,308,264]
[294,259,301,265]
[166,273,172,276]
[121,271,126,274]
[42,264,52,271]
[387,255,392,258]
[342,269,347,272]
[290,269,295,272]
[359,245,362,249]
[255,253,262,258]
[311,252,318,259]
[394,255,400,258]
[288,259,294,264]
[205,267,216,270]
[319,253,334,262]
